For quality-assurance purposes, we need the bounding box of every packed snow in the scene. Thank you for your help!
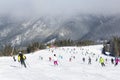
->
[0,45,120,80]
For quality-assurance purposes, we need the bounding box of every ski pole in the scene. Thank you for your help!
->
[25,60,30,68]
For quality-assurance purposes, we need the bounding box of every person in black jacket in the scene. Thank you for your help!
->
[18,52,27,68]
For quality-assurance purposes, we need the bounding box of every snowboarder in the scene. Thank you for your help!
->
[99,57,105,67]
[53,54,58,66]
[18,52,27,68]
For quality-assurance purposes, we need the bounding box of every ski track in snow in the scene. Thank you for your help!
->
[0,45,120,80]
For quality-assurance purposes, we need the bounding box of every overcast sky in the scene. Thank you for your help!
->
[0,0,120,16]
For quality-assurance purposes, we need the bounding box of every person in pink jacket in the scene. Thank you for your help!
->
[115,57,119,66]
[53,54,58,65]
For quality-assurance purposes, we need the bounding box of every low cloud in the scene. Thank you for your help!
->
[0,0,120,16]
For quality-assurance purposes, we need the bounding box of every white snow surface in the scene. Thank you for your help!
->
[0,45,120,80]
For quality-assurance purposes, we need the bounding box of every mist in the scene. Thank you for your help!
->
[0,0,120,17]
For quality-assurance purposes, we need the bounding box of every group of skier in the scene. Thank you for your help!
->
[49,47,120,67]
[13,47,120,68]
[81,56,120,67]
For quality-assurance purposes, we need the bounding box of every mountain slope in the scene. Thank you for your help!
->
[0,45,120,80]
[0,14,120,46]
[82,16,120,40]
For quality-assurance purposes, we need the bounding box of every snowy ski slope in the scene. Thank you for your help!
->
[0,45,120,80]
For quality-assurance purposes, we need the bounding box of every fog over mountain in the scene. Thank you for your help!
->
[0,0,120,16]
[0,0,120,46]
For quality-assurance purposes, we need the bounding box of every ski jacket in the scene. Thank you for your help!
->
[115,58,119,63]
[99,57,104,63]
[18,54,26,62]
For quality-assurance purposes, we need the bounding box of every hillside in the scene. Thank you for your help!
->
[82,16,120,40]
[0,14,120,46]
[0,45,120,80]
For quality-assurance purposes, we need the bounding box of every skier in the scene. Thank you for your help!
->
[59,55,63,59]
[96,58,98,62]
[111,58,114,64]
[49,57,52,61]
[73,56,75,59]
[13,56,16,62]
[18,52,27,68]
[105,58,108,64]
[88,57,91,64]
[115,57,119,66]
[53,54,58,66]
[69,57,72,62]
[82,57,85,62]
[39,56,43,60]
[99,57,105,67]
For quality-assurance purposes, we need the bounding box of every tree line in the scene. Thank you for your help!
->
[0,39,95,56]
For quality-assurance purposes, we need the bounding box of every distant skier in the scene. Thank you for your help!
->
[18,52,27,68]
[39,56,43,60]
[96,58,98,62]
[99,57,105,67]
[111,58,114,64]
[49,57,52,61]
[10,53,16,62]
[82,57,85,62]
[69,57,72,62]
[73,56,75,59]
[53,54,58,66]
[59,55,63,59]
[51,50,54,53]
[115,57,119,66]
[13,56,16,62]
[105,58,108,64]
[88,57,91,64]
